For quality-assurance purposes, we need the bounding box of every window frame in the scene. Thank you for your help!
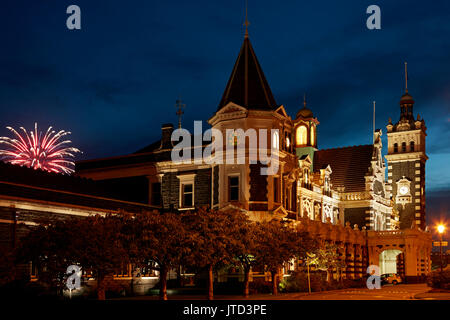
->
[228,175,240,202]
[177,174,196,210]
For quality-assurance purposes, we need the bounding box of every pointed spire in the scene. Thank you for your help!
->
[404,62,408,93]
[296,93,314,119]
[244,0,250,38]
[399,62,415,123]
[217,35,277,111]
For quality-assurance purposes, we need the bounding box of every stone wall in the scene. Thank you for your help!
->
[162,172,180,210]
[194,168,212,207]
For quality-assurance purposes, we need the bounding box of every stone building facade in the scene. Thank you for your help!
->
[75,33,431,282]
[0,30,432,287]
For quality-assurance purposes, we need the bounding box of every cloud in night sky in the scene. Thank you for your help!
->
[0,0,448,223]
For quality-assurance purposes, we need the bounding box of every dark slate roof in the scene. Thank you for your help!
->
[313,145,374,193]
[76,150,171,171]
[0,161,155,212]
[134,140,162,154]
[217,37,277,111]
[77,133,212,172]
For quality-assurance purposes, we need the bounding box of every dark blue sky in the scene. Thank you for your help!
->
[0,0,448,225]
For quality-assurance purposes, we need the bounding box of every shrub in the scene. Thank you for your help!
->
[249,278,272,294]
[427,270,450,290]
[279,271,327,293]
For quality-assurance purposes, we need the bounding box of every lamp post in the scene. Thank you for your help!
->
[437,224,445,273]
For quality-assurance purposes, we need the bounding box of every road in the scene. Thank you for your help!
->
[271,283,429,300]
[115,284,439,300]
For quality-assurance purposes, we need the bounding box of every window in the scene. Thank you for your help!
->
[284,131,290,150]
[310,126,315,146]
[178,174,196,209]
[182,183,193,208]
[296,126,307,146]
[402,142,407,152]
[394,143,398,153]
[273,177,279,202]
[229,176,239,201]
[410,141,415,152]
[151,182,161,206]
[272,131,279,150]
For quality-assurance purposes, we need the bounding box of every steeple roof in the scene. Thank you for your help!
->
[217,37,277,111]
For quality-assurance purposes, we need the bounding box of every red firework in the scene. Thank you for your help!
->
[0,123,82,174]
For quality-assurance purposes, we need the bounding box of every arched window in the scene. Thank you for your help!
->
[410,141,415,152]
[394,143,398,153]
[310,126,315,146]
[402,142,407,152]
[296,126,307,146]
[272,131,279,150]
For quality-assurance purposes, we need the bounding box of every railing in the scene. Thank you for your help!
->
[340,192,371,201]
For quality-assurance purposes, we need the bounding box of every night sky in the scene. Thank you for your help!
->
[0,0,448,226]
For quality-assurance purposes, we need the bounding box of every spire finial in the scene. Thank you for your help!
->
[175,97,185,129]
[404,61,408,93]
[244,0,250,38]
[303,93,307,108]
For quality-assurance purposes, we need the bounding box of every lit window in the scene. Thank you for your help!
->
[229,176,239,201]
[310,126,315,146]
[182,184,193,208]
[272,131,279,150]
[296,126,307,146]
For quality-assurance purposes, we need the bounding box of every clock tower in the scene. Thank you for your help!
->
[385,63,428,230]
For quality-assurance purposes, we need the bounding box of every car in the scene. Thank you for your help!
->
[380,273,402,285]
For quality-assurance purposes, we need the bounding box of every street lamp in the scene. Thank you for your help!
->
[437,224,446,272]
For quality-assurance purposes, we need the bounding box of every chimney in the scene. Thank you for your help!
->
[160,123,174,150]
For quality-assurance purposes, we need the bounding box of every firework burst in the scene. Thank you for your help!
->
[0,123,82,174]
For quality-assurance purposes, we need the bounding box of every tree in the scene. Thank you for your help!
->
[121,210,187,300]
[310,243,346,283]
[253,219,317,295]
[15,218,81,296]
[182,207,249,300]
[16,214,129,300]
[70,214,128,300]
[232,220,257,298]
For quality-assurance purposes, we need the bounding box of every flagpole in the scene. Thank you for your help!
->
[373,101,376,143]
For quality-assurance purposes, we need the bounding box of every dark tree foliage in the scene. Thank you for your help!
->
[15,218,80,296]
[121,210,187,300]
[181,207,250,300]
[253,219,317,295]
[16,215,128,300]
